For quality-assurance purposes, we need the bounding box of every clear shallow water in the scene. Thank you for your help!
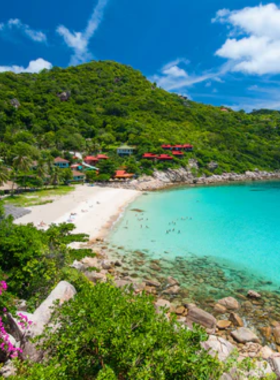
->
[109,181,280,288]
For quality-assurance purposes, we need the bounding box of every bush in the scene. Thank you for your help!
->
[13,282,222,379]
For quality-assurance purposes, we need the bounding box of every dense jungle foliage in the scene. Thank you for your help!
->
[0,60,280,175]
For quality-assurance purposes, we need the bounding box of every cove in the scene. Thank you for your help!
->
[108,181,280,291]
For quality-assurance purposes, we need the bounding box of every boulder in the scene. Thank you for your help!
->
[260,346,275,360]
[217,297,240,311]
[208,161,219,171]
[201,335,234,361]
[247,290,261,299]
[155,299,171,313]
[84,271,107,283]
[0,360,16,378]
[231,327,260,344]
[57,91,71,101]
[186,306,217,330]
[162,285,180,295]
[71,260,87,272]
[229,312,244,327]
[269,355,280,378]
[167,276,180,286]
[273,326,280,345]
[214,303,227,314]
[145,279,161,288]
[101,260,112,270]
[217,320,232,330]
[114,280,133,288]
[175,306,186,315]
[81,256,99,268]
[10,98,20,108]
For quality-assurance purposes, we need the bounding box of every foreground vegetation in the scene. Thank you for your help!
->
[0,60,280,180]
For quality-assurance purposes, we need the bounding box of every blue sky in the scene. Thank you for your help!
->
[1,0,280,111]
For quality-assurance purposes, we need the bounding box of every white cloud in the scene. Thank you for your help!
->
[213,3,280,75]
[0,18,47,42]
[57,0,109,65]
[0,58,52,74]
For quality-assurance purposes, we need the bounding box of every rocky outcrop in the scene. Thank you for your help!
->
[101,166,280,191]
[201,335,234,361]
[185,305,217,331]
[10,98,20,108]
[231,327,260,344]
[247,290,261,299]
[217,297,240,311]
[57,91,71,101]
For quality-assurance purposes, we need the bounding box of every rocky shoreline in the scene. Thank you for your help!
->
[99,165,280,191]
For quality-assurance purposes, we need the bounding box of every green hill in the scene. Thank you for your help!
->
[0,60,280,174]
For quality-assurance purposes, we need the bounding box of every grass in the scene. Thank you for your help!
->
[3,186,75,207]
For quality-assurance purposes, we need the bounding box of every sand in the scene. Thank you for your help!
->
[14,185,141,240]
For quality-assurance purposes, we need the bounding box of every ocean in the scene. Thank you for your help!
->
[108,181,280,296]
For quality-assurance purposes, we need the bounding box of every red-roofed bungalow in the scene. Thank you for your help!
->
[172,151,184,157]
[161,144,172,150]
[182,144,193,151]
[96,154,109,160]
[157,154,174,161]
[84,156,99,165]
[114,170,134,180]
[54,157,69,168]
[142,153,158,160]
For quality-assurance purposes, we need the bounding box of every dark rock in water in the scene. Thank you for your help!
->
[131,208,144,213]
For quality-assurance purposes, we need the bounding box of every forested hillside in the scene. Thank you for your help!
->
[0,60,280,174]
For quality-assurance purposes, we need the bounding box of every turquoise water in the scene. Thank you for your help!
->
[109,181,280,288]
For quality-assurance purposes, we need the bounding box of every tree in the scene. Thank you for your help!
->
[0,164,9,186]
[60,168,73,184]
[49,166,62,186]
[36,159,48,182]
[98,160,117,177]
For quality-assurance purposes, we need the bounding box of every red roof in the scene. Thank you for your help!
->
[157,154,173,160]
[162,144,172,148]
[72,170,86,177]
[96,154,109,160]
[142,153,158,158]
[172,151,184,156]
[54,157,69,163]
[71,164,80,168]
[115,170,134,178]
[182,144,193,148]
[84,156,99,162]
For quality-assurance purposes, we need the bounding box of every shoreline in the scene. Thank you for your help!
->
[97,169,280,191]
[14,185,141,241]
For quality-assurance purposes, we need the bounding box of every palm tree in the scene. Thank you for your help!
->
[49,166,62,187]
[36,159,48,182]
[0,164,9,187]
[13,155,32,173]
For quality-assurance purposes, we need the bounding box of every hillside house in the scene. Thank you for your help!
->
[54,157,70,168]
[72,170,86,182]
[114,170,134,180]
[84,156,99,165]
[117,144,135,156]
[157,154,173,161]
[172,151,184,157]
[96,154,109,160]
[142,153,158,161]
[162,144,193,152]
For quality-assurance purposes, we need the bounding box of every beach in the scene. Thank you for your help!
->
[14,185,141,240]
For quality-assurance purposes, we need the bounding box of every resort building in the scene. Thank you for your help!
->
[84,156,99,165]
[162,144,193,152]
[96,154,109,160]
[114,170,134,180]
[117,144,135,156]
[71,163,83,171]
[71,170,86,182]
[54,157,70,168]
[157,154,173,161]
[172,151,184,158]
[142,153,158,161]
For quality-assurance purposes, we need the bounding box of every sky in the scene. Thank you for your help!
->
[1,0,280,111]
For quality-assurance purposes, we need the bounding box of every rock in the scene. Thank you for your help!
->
[269,355,280,378]
[229,312,244,327]
[0,360,16,378]
[239,342,263,358]
[260,345,275,360]
[260,326,272,340]
[220,374,232,380]
[10,98,20,108]
[217,320,232,330]
[201,335,234,361]
[214,303,227,314]
[114,280,133,288]
[155,299,171,313]
[71,260,87,272]
[16,299,28,312]
[186,306,217,330]
[208,161,219,171]
[57,91,71,101]
[162,285,180,295]
[273,326,280,345]
[145,279,161,288]
[231,327,260,343]
[247,361,274,377]
[247,290,261,298]
[175,306,186,315]
[167,276,180,286]
[81,256,99,268]
[114,260,122,267]
[84,271,107,283]
[101,260,112,270]
[217,297,240,311]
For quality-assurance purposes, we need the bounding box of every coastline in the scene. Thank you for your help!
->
[97,168,280,191]
[14,185,141,241]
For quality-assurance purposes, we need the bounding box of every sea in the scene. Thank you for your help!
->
[108,181,280,299]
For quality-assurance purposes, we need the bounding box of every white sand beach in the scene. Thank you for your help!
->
[14,185,141,240]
